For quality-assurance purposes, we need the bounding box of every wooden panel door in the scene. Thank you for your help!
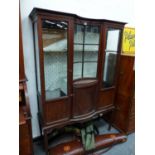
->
[73,79,98,118]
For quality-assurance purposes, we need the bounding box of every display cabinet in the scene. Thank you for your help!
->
[30,8,126,152]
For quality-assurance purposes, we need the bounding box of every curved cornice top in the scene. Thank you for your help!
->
[29,7,127,25]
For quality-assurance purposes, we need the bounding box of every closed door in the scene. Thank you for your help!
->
[73,79,98,118]
[72,23,100,118]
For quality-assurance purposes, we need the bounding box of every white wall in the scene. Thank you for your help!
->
[20,0,134,138]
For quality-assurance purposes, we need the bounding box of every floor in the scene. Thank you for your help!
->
[33,119,135,155]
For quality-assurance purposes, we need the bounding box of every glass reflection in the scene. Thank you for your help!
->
[42,20,68,100]
[73,24,100,79]
[106,29,120,51]
[103,28,120,88]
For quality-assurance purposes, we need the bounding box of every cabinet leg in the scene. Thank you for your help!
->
[108,123,112,131]
[38,113,42,137]
[108,111,114,131]
[43,130,48,155]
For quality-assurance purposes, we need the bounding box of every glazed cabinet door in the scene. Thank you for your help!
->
[98,26,122,110]
[42,19,68,101]
[34,18,72,125]
[102,28,121,88]
[72,23,100,118]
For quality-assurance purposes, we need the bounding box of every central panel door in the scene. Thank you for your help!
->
[72,23,100,118]
[73,79,98,118]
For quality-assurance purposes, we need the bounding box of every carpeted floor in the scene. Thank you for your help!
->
[33,119,135,155]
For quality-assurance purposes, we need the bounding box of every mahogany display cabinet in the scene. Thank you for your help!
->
[30,8,126,152]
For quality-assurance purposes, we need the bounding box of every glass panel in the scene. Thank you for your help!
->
[73,63,82,79]
[85,26,100,44]
[84,62,97,77]
[103,52,117,88]
[34,22,41,94]
[74,25,84,44]
[73,24,100,80]
[84,45,99,61]
[42,20,68,100]
[74,45,83,62]
[106,29,120,51]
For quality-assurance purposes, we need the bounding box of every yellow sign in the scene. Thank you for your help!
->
[122,27,135,56]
